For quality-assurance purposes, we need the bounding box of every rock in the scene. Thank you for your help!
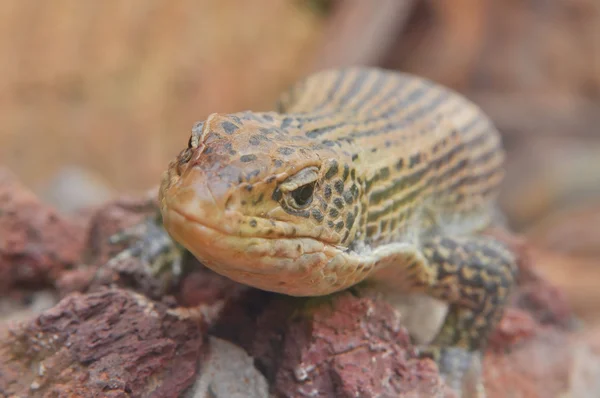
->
[0,290,58,324]
[83,194,157,267]
[1,175,598,397]
[0,288,206,398]
[213,291,455,398]
[0,168,85,293]
[176,265,248,313]
[187,336,269,398]
[484,325,600,398]
[55,194,161,298]
[523,247,600,327]
[35,166,117,215]
[527,201,600,258]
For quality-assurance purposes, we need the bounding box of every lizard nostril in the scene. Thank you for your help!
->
[176,148,193,176]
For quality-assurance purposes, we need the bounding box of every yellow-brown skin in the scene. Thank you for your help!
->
[159,68,517,376]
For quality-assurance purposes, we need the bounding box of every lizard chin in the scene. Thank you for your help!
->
[161,204,360,296]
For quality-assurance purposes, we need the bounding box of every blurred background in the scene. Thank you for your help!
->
[1,0,599,324]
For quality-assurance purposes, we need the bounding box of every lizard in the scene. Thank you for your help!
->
[151,67,517,394]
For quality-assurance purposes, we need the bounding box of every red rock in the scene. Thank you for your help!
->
[84,194,157,267]
[54,193,170,299]
[0,288,206,397]
[1,182,595,397]
[0,168,85,292]
[177,265,247,308]
[214,291,454,398]
[525,244,600,326]
[488,308,538,351]
[484,325,600,398]
[486,229,577,329]
[191,336,269,397]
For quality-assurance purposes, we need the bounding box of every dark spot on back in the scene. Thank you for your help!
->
[249,136,261,146]
[366,225,377,237]
[249,219,257,227]
[221,121,238,135]
[205,132,221,142]
[262,114,274,122]
[306,129,324,139]
[311,209,324,222]
[281,117,292,129]
[224,142,236,155]
[395,158,404,170]
[440,238,458,250]
[266,175,276,184]
[335,221,344,232]
[274,159,284,168]
[323,140,336,147]
[333,198,344,209]
[278,147,295,156]
[246,169,260,180]
[352,154,359,161]
[380,219,388,232]
[342,165,349,182]
[343,190,353,205]
[240,154,257,162]
[342,230,350,243]
[334,180,344,195]
[390,219,397,231]
[325,161,339,180]
[323,185,332,200]
[409,153,421,168]
[379,167,390,180]
[346,212,355,230]
[329,208,339,218]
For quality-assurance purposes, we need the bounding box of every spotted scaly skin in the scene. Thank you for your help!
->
[159,67,517,391]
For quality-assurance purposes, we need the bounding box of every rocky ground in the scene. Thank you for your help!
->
[1,166,600,398]
[2,1,600,397]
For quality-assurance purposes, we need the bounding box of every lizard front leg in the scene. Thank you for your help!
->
[422,235,517,395]
[365,235,517,396]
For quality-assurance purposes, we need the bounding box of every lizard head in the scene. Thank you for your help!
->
[159,112,368,296]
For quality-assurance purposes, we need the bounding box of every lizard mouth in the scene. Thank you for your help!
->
[161,203,347,296]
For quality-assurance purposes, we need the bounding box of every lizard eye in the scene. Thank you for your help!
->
[277,166,319,212]
[288,183,315,209]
